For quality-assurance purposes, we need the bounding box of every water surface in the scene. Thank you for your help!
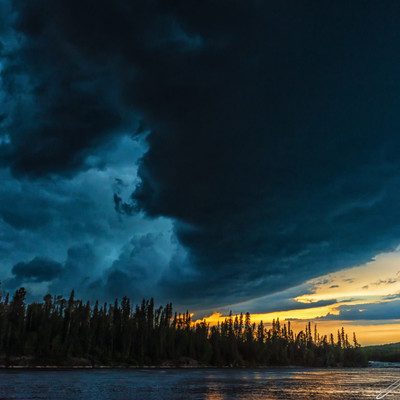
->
[0,368,397,399]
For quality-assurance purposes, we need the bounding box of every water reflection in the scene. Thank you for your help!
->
[205,393,224,400]
[0,368,396,399]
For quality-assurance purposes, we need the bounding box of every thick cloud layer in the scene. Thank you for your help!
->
[1,1,400,311]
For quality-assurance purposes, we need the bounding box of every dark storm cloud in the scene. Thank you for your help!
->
[0,0,131,176]
[7,256,64,288]
[2,1,400,307]
[4,245,97,297]
[131,2,400,305]
[0,0,205,177]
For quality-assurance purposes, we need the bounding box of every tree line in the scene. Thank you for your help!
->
[0,286,368,367]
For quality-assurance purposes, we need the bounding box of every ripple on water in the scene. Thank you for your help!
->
[0,368,397,400]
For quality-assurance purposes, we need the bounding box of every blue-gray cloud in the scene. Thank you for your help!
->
[0,135,179,303]
[316,300,400,321]
[7,257,64,288]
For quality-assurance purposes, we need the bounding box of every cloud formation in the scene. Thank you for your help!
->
[1,1,400,313]
[8,257,64,287]
[317,300,400,321]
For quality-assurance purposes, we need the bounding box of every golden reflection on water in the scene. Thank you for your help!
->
[202,369,399,400]
[205,394,224,400]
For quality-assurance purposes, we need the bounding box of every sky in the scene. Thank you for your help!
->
[1,0,400,345]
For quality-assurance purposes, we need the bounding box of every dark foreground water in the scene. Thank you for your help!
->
[0,368,398,400]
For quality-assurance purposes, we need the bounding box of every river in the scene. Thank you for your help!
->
[0,367,397,399]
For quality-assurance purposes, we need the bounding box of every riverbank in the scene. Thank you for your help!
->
[0,356,206,369]
[0,356,370,369]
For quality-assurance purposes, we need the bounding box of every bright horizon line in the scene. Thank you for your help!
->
[193,311,400,346]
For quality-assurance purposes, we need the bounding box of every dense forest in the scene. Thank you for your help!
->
[0,287,368,367]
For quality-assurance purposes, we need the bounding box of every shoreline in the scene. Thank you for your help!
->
[0,364,372,370]
[0,356,384,370]
[0,364,316,369]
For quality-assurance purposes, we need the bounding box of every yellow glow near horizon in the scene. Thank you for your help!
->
[295,251,400,304]
[194,312,400,346]
[287,320,400,346]
[196,303,341,326]
[194,249,400,345]
[195,299,394,327]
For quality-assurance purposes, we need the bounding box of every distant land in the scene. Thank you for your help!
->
[364,342,400,363]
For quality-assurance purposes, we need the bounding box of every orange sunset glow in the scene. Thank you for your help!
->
[195,249,400,345]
